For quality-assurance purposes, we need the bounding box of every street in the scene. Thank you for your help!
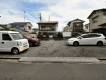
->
[0,62,106,80]
[0,40,106,57]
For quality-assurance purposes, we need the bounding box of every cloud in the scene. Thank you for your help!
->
[22,0,61,5]
[0,0,105,30]
[43,0,106,31]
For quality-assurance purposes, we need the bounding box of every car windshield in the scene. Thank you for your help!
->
[10,33,24,40]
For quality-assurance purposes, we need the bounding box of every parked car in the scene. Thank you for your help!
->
[53,32,63,40]
[67,33,106,46]
[71,32,81,38]
[24,36,40,47]
[0,31,29,54]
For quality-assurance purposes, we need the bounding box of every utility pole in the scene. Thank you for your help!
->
[39,13,42,22]
[24,11,26,22]
[48,16,50,21]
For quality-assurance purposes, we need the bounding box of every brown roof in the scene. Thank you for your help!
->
[67,18,85,26]
[88,8,106,19]
[9,22,32,27]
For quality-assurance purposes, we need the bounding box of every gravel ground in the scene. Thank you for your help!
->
[0,40,106,57]
[20,40,106,57]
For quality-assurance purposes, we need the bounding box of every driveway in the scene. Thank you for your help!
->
[0,40,106,57]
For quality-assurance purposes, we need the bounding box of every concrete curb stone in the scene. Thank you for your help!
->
[19,57,99,63]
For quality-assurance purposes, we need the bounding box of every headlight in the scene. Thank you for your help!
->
[17,41,22,46]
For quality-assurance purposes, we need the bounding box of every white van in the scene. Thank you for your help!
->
[0,31,29,54]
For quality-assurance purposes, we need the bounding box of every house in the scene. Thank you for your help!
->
[67,19,85,33]
[88,8,106,35]
[37,21,58,38]
[7,22,32,33]
[32,28,39,34]
[84,23,90,32]
[63,26,72,32]
[0,26,5,30]
[0,24,9,30]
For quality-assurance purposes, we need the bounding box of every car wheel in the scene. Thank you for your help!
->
[11,48,19,55]
[97,41,103,46]
[73,41,79,46]
[29,42,33,47]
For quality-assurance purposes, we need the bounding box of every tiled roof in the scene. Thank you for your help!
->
[9,22,32,27]
[67,18,85,25]
[88,8,106,19]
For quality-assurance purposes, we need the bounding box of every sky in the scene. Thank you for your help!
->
[0,0,105,31]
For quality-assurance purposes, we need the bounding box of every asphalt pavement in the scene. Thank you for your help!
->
[0,62,106,80]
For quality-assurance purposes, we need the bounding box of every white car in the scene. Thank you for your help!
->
[67,33,106,46]
[0,31,29,54]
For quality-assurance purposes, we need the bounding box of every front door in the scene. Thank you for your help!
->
[79,34,93,45]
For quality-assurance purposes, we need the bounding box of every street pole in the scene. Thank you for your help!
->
[24,11,26,22]
[39,13,42,22]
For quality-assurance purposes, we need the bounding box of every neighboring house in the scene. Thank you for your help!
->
[0,24,9,30]
[0,26,5,30]
[32,28,39,33]
[88,8,106,35]
[67,19,85,33]
[63,26,72,32]
[7,22,32,33]
[84,23,90,32]
[37,21,58,38]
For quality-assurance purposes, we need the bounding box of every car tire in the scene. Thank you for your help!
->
[73,41,79,46]
[29,42,33,47]
[11,48,19,55]
[97,41,103,46]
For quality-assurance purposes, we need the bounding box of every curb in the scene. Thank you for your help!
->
[0,57,20,59]
[0,57,104,63]
[97,57,106,60]
[19,57,99,63]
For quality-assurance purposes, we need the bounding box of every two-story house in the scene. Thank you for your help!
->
[88,9,106,35]
[67,19,85,33]
[84,23,90,32]
[63,26,72,32]
[0,24,8,30]
[7,22,32,33]
[37,21,58,38]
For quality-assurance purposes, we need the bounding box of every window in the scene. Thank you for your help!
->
[28,26,31,30]
[81,34,101,38]
[2,34,12,40]
[10,33,24,40]
[81,34,89,38]
[89,34,101,37]
[92,15,99,23]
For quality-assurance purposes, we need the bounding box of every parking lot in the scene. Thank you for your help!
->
[0,40,106,57]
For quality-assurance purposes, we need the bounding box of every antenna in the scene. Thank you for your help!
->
[48,16,50,21]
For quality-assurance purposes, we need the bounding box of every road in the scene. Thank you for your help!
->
[0,40,106,57]
[0,62,106,80]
